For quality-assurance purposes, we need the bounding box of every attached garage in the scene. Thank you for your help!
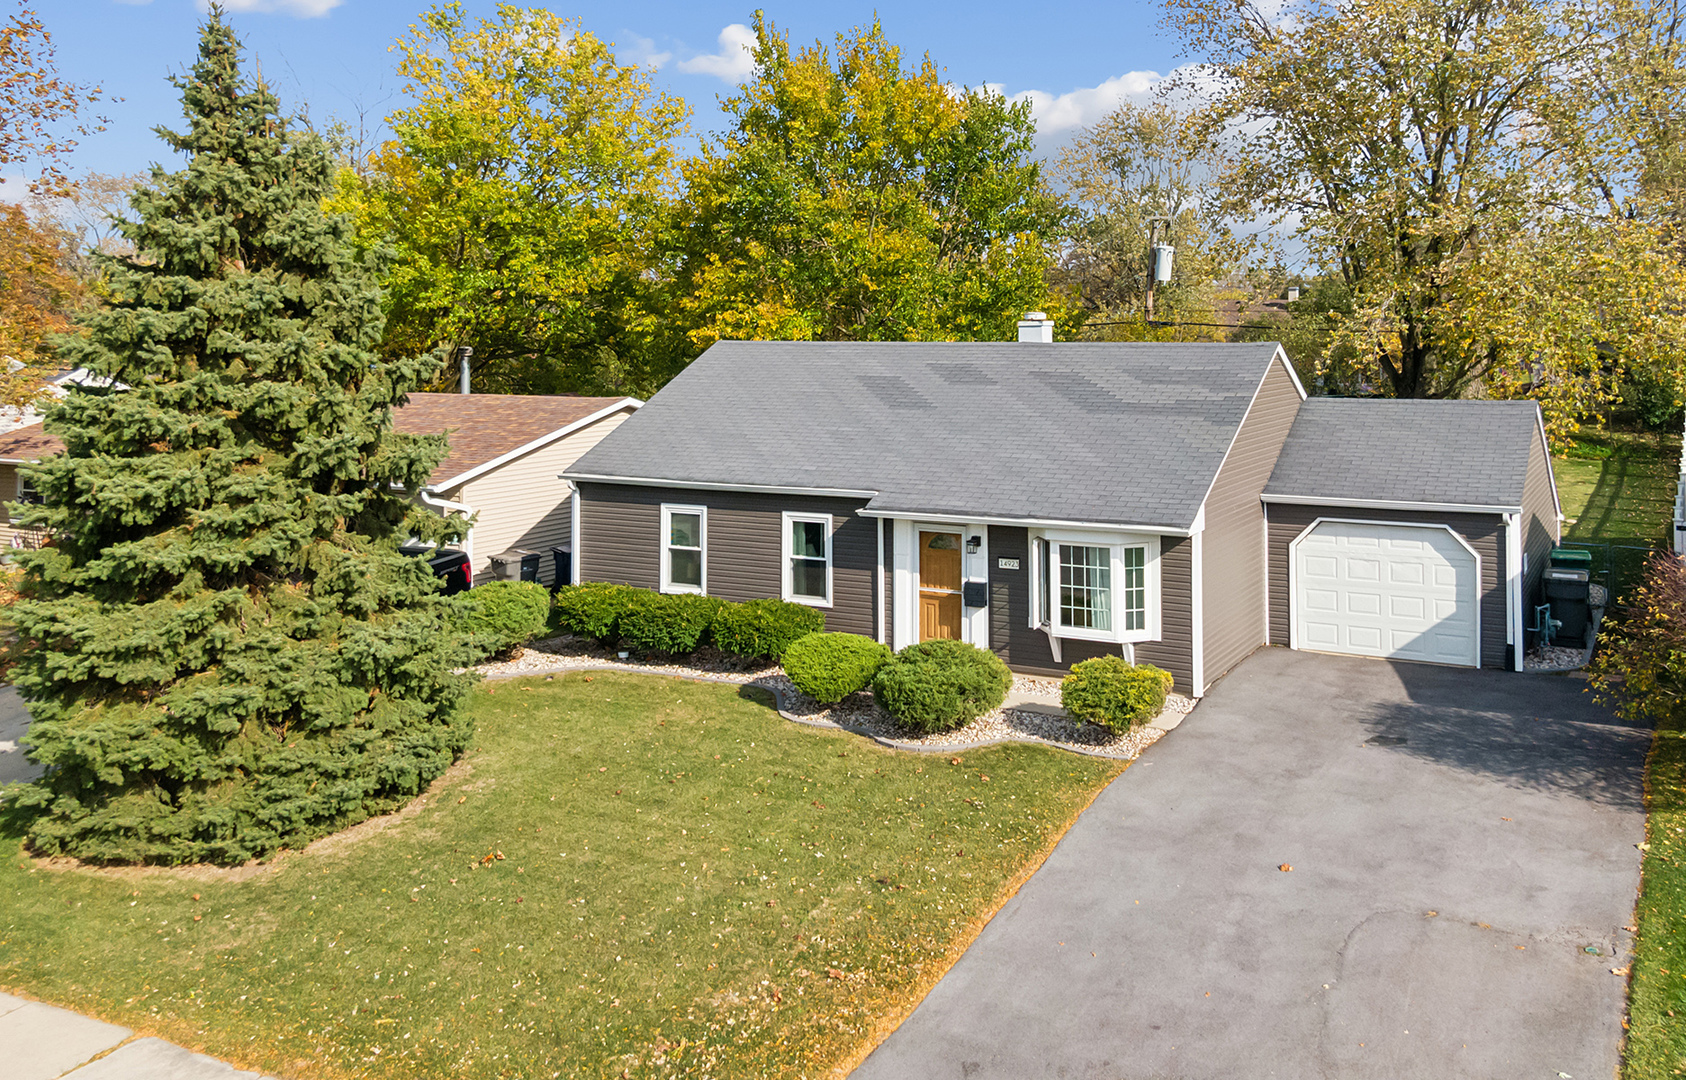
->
[1291,519,1480,667]
[1262,399,1562,673]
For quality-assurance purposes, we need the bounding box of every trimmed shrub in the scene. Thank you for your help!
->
[552,582,642,644]
[711,598,825,660]
[783,632,892,703]
[452,580,552,658]
[1060,656,1174,733]
[616,592,725,655]
[871,639,1011,734]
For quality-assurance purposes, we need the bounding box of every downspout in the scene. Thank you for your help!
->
[1506,511,1523,671]
[568,480,582,585]
[420,488,475,579]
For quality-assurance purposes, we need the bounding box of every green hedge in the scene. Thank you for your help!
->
[711,598,825,660]
[552,582,642,644]
[617,592,724,655]
[872,639,1011,735]
[782,632,891,703]
[1060,656,1173,734]
[452,581,552,658]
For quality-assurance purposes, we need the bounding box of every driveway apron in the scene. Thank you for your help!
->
[852,647,1649,1080]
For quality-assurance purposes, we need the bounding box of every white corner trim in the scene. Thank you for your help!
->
[568,479,581,584]
[875,516,886,645]
[1506,511,1524,670]
[1260,493,1521,515]
[892,519,916,650]
[1191,527,1205,696]
[429,398,640,492]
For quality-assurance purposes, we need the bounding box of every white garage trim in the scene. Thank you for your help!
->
[1288,517,1482,669]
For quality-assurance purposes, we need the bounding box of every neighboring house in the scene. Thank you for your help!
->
[562,323,1560,695]
[392,392,640,587]
[0,390,642,584]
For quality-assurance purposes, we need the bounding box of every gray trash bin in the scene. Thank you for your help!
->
[490,549,542,583]
[1544,567,1591,639]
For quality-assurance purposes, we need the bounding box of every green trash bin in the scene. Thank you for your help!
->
[1550,547,1593,572]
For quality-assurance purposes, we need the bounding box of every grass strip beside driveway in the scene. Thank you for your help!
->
[0,671,1122,1079]
[1626,705,1686,1078]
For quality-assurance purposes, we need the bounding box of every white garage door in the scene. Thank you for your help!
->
[1292,520,1479,667]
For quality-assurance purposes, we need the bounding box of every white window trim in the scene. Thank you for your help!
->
[16,471,38,503]
[782,511,834,608]
[1029,528,1161,644]
[659,503,707,595]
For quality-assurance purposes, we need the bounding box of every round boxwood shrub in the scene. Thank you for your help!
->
[616,592,724,655]
[552,582,642,644]
[452,580,552,659]
[871,639,1012,734]
[1060,656,1174,733]
[711,598,825,660]
[782,632,892,703]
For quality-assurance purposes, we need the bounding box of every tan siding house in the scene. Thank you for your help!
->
[395,393,641,587]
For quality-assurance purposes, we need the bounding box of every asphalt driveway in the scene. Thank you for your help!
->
[852,647,1649,1080]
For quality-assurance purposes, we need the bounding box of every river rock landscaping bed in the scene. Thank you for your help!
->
[476,634,1187,760]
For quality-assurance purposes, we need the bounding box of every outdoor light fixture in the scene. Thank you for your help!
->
[967,535,982,553]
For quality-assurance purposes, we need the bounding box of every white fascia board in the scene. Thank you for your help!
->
[427,398,640,493]
[1259,493,1521,515]
[856,508,1195,537]
[1533,403,1564,525]
[1189,348,1298,532]
[564,474,879,500]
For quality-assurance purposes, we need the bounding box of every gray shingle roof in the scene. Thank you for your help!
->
[1264,398,1542,509]
[566,341,1286,530]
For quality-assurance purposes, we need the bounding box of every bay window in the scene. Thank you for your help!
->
[1030,530,1158,643]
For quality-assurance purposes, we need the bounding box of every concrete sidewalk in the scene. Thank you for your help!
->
[0,992,276,1080]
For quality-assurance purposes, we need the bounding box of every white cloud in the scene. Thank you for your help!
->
[1001,71,1164,133]
[620,33,672,71]
[207,0,343,17]
[676,24,756,83]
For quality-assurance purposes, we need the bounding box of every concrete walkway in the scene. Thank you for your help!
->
[0,993,274,1079]
[853,648,1649,1079]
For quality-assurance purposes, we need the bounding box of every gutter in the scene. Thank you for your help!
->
[419,488,476,574]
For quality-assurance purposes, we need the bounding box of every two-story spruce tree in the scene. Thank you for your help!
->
[6,9,475,865]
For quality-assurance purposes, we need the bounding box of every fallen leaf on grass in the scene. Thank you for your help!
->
[826,968,844,980]
[192,893,200,901]
[1279,864,1293,872]
[950,758,961,765]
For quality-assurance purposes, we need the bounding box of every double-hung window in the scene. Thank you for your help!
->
[660,504,706,594]
[782,512,832,606]
[1030,531,1157,642]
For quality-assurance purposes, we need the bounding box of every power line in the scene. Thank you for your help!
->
[1075,316,1335,332]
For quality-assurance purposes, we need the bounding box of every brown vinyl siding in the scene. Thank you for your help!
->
[987,525,1195,692]
[444,407,634,586]
[1521,423,1561,608]
[1198,357,1303,688]
[1265,503,1509,669]
[576,483,877,638]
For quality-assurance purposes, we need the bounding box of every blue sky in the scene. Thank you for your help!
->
[40,0,1185,181]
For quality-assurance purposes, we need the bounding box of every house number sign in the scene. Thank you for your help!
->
[997,558,1021,570]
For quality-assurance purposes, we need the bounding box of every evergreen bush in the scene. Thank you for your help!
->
[1060,656,1174,733]
[871,639,1011,734]
[616,592,724,655]
[710,598,825,660]
[4,13,476,866]
[782,632,891,703]
[453,581,552,659]
[552,582,642,644]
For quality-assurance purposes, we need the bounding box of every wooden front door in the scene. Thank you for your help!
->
[919,531,963,641]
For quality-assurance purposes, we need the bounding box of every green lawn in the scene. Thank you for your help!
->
[1555,426,1680,546]
[1623,706,1686,1079]
[0,672,1122,1079]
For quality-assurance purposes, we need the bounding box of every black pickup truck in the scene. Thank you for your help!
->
[401,543,472,594]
